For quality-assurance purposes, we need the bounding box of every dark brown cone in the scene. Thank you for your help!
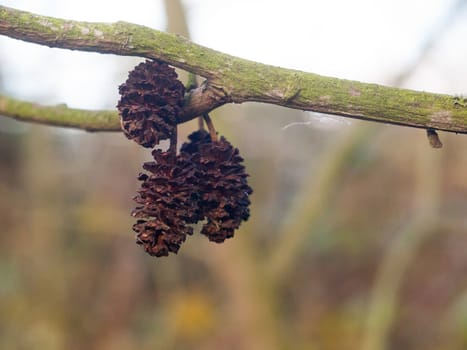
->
[132,150,202,257]
[181,130,253,243]
[117,60,185,148]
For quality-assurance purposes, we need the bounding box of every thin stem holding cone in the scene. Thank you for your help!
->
[203,114,218,141]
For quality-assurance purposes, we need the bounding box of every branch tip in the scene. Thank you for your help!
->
[426,129,443,149]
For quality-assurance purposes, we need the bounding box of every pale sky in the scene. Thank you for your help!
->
[1,0,466,110]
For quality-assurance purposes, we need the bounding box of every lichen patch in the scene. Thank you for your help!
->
[38,19,51,27]
[430,110,452,124]
[267,88,286,100]
[61,23,74,31]
[349,86,361,97]
[38,18,58,31]
[319,95,332,104]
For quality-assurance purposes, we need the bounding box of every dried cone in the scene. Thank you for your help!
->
[181,130,253,243]
[132,150,202,257]
[117,60,185,148]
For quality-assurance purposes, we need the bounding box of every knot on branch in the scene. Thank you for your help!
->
[178,81,230,123]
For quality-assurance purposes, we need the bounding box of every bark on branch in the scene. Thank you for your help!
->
[1,5,467,133]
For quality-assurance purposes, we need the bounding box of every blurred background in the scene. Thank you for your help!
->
[1,0,467,349]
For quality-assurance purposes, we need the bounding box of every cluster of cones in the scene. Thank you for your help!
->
[117,60,252,257]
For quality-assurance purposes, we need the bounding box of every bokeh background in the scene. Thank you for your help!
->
[1,0,467,349]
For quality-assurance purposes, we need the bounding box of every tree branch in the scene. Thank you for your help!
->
[1,5,467,133]
[0,94,119,131]
[0,84,222,131]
